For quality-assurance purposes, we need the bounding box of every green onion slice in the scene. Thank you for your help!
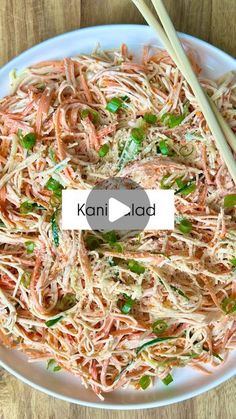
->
[221,296,236,314]
[46,316,64,328]
[85,235,101,250]
[160,174,174,190]
[230,258,236,266]
[106,97,123,113]
[161,112,185,128]
[103,231,118,243]
[128,260,145,274]
[178,219,192,234]
[162,373,173,386]
[121,294,135,314]
[152,319,168,334]
[47,359,62,372]
[110,242,123,253]
[46,178,63,192]
[25,241,35,254]
[56,293,77,311]
[18,131,37,150]
[158,140,172,156]
[139,375,151,390]
[98,144,109,157]
[175,179,196,196]
[170,285,189,300]
[131,128,145,144]
[224,194,236,208]
[143,113,157,125]
[81,109,99,124]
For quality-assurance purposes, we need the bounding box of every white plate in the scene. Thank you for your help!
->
[0,24,235,410]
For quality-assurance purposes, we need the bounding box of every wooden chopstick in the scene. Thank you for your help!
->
[131,0,236,183]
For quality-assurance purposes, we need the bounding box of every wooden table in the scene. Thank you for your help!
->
[0,1,235,418]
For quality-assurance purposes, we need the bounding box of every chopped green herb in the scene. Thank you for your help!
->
[110,242,123,253]
[143,113,157,125]
[128,260,145,274]
[103,231,118,243]
[131,128,145,144]
[158,140,173,156]
[47,359,62,372]
[178,219,192,234]
[51,209,60,247]
[0,220,5,228]
[161,112,185,128]
[98,144,109,157]
[162,373,173,385]
[224,194,236,208]
[46,316,64,328]
[170,285,189,300]
[212,352,223,362]
[20,201,35,214]
[160,174,174,190]
[136,337,176,355]
[81,109,99,124]
[175,177,185,189]
[25,241,35,254]
[21,272,31,288]
[18,131,36,150]
[121,294,135,314]
[230,258,236,266]
[221,296,236,314]
[49,148,57,163]
[36,83,46,92]
[175,178,196,196]
[85,235,101,250]
[152,319,168,334]
[106,97,123,113]
[139,375,151,390]
[46,178,63,192]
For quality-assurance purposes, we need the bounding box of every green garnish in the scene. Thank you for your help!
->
[98,144,109,157]
[36,83,46,92]
[136,337,176,355]
[106,97,123,113]
[46,178,63,192]
[221,296,236,314]
[0,220,5,228]
[143,113,157,125]
[21,272,31,288]
[212,352,223,362]
[178,219,192,234]
[45,316,64,328]
[131,128,145,144]
[81,109,99,124]
[139,375,151,390]
[49,148,57,163]
[170,285,189,300]
[20,201,35,214]
[224,194,236,208]
[47,359,62,372]
[51,209,60,247]
[179,144,194,157]
[152,319,168,334]
[18,131,36,150]
[121,294,135,314]
[158,140,173,156]
[162,373,173,386]
[128,260,145,274]
[110,242,123,253]
[25,241,35,254]
[85,235,101,250]
[56,293,77,311]
[103,231,118,243]
[230,258,236,266]
[161,112,185,128]
[175,178,196,196]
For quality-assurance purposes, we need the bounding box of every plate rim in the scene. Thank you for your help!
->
[0,23,235,410]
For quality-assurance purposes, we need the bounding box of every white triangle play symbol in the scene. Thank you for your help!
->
[108,197,131,223]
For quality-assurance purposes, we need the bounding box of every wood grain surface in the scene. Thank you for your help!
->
[0,1,236,418]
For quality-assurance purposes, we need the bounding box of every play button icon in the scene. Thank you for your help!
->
[108,198,131,223]
[85,177,151,231]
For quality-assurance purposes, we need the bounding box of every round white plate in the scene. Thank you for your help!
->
[0,24,235,410]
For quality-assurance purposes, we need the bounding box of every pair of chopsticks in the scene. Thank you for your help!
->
[131,0,236,183]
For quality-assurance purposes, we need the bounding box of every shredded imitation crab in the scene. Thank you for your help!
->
[0,43,236,399]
